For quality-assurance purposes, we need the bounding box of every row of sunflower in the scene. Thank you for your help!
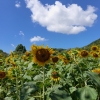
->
[0,45,100,100]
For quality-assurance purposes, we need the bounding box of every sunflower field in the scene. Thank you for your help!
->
[1,45,100,100]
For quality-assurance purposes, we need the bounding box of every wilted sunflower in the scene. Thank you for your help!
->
[31,45,54,66]
[51,71,60,82]
[79,50,89,57]
[0,71,6,79]
[91,46,99,51]
[92,68,100,74]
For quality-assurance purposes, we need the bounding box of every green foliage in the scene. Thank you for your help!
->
[14,44,26,54]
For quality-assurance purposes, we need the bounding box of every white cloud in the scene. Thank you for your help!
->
[25,0,98,34]
[19,31,24,36]
[11,44,15,48]
[30,36,47,42]
[15,1,21,8]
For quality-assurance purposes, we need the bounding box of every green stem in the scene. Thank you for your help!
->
[42,67,45,100]
[73,55,86,86]
[16,70,20,100]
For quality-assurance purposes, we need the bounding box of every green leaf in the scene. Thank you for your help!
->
[74,86,97,100]
[86,71,100,89]
[4,97,14,100]
[23,74,31,80]
[27,62,34,70]
[28,97,36,100]
[33,74,43,81]
[49,85,72,100]
[20,82,38,100]
[69,87,77,93]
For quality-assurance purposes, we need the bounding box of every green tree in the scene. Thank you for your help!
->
[0,49,3,53]
[14,44,26,54]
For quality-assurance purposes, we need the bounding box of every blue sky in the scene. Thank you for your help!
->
[0,0,100,53]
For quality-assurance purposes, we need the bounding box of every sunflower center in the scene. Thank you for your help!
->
[36,49,50,62]
[92,47,97,51]
[0,72,6,78]
[93,53,98,57]
[81,51,88,57]
[52,72,59,78]
[52,57,58,63]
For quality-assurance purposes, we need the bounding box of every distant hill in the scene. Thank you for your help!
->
[82,38,100,51]
[0,49,9,58]
[54,38,100,52]
[0,38,100,56]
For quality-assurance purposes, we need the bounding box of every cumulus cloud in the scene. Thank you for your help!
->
[19,31,24,36]
[30,36,47,42]
[15,1,21,8]
[11,44,15,48]
[25,0,97,34]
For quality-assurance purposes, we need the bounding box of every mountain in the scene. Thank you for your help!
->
[82,38,100,51]
[54,38,100,52]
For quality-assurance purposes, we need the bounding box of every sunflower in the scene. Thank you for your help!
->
[67,50,71,55]
[92,52,99,58]
[70,49,79,56]
[92,68,100,74]
[51,56,59,63]
[31,45,54,66]
[9,51,14,58]
[22,55,28,61]
[58,54,65,59]
[10,61,16,67]
[63,58,69,65]
[14,54,18,58]
[0,71,6,79]
[79,50,89,57]
[5,57,10,64]
[25,51,30,56]
[51,71,60,82]
[7,67,20,79]
[7,68,15,79]
[91,46,99,51]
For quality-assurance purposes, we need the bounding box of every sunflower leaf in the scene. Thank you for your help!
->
[49,85,72,100]
[73,86,97,100]
[86,71,100,89]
